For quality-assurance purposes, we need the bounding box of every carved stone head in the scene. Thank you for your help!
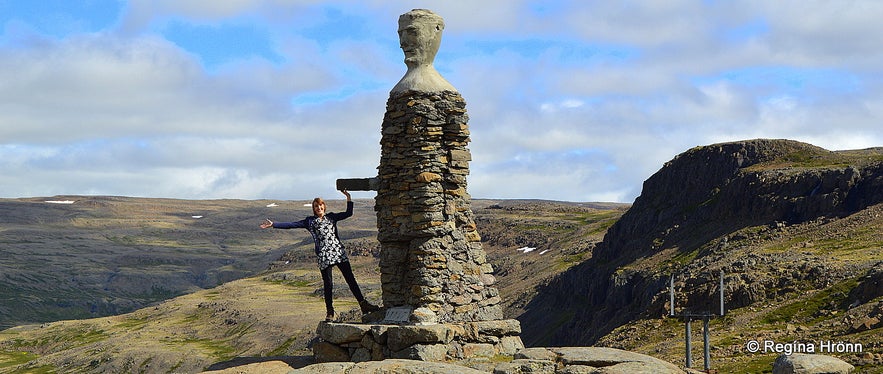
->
[398,9,444,68]
[391,9,456,94]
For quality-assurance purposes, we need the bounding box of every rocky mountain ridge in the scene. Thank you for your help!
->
[519,139,883,371]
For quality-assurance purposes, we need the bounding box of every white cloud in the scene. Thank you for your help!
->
[2,1,882,202]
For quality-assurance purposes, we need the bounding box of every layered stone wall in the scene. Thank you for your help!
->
[314,320,523,363]
[375,90,502,323]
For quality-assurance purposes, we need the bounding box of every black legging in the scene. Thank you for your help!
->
[320,260,365,314]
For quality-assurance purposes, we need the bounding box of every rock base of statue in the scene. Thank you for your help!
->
[313,319,523,363]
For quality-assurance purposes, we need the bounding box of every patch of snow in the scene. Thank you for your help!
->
[539,249,550,255]
[191,215,203,219]
[266,203,279,207]
[45,200,75,204]
[516,246,536,253]
[303,203,313,207]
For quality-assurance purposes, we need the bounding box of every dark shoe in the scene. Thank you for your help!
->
[359,300,380,314]
[325,312,334,322]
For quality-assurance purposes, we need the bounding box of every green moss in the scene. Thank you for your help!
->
[489,354,513,363]
[117,316,150,330]
[570,210,621,224]
[0,350,39,368]
[28,325,108,350]
[763,277,859,324]
[204,290,221,300]
[285,280,313,288]
[180,310,207,325]
[554,253,588,271]
[168,359,184,373]
[266,336,298,357]
[186,338,237,361]
[162,337,237,361]
[138,357,153,371]
[815,227,883,256]
[746,147,883,171]
[659,247,701,273]
[716,355,776,373]
[226,322,255,339]
[264,276,315,289]
[7,365,56,374]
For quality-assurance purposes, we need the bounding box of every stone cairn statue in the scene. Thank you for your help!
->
[323,9,521,362]
[376,8,502,324]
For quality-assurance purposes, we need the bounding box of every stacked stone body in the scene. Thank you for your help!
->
[375,90,502,323]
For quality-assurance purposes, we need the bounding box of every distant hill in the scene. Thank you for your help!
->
[519,139,883,372]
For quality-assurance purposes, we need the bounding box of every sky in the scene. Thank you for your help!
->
[1,1,881,203]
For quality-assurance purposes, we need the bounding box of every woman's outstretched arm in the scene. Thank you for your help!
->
[260,218,307,229]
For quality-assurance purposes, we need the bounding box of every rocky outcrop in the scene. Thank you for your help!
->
[849,263,883,304]
[520,139,883,347]
[772,353,854,374]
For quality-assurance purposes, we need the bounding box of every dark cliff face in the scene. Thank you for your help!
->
[597,139,880,263]
[519,139,883,347]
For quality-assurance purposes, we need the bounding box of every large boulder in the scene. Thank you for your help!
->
[772,353,854,374]
[202,360,294,374]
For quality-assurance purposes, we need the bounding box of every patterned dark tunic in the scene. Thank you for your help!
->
[271,201,353,270]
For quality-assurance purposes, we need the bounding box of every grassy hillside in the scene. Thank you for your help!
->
[0,266,370,373]
[0,196,377,330]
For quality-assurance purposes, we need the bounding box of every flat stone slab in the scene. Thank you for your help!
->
[507,347,684,374]
[290,359,486,374]
[316,322,374,344]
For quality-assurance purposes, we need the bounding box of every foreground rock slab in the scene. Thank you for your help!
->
[773,353,855,374]
[291,347,684,373]
[497,347,685,374]
[205,360,295,374]
[291,359,486,374]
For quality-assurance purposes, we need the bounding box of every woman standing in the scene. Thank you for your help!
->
[261,190,379,321]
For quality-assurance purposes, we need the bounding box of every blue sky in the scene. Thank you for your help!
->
[1,1,881,202]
